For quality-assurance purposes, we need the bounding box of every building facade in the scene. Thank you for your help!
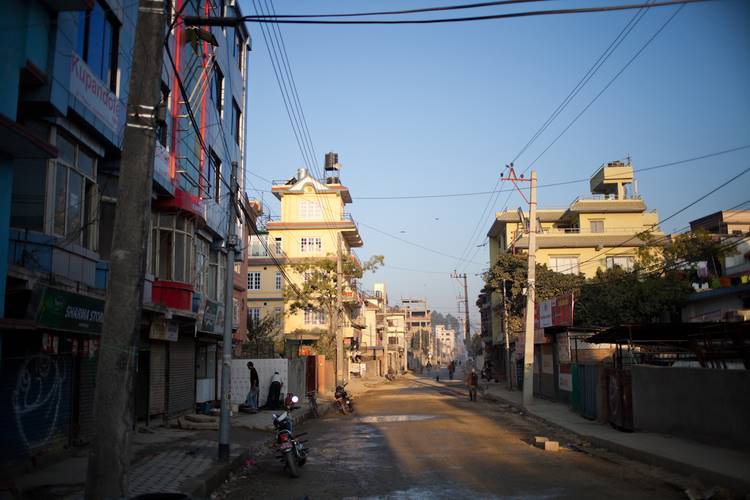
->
[484,161,662,379]
[435,325,456,364]
[402,297,431,367]
[246,160,364,359]
[0,0,252,467]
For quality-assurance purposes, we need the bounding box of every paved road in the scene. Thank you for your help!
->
[216,370,687,499]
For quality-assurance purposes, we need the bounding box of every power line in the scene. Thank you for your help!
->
[351,145,750,200]
[235,0,709,24]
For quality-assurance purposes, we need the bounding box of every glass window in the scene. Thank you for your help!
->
[212,65,223,114]
[590,220,604,233]
[304,309,326,325]
[76,2,119,91]
[549,256,579,275]
[274,237,282,255]
[232,99,241,145]
[299,200,322,220]
[248,307,260,326]
[150,212,193,283]
[247,272,261,290]
[208,249,218,300]
[53,165,67,236]
[234,30,243,71]
[300,237,322,254]
[606,256,634,271]
[275,272,282,290]
[209,149,221,202]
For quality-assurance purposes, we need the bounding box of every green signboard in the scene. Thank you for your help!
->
[35,287,105,334]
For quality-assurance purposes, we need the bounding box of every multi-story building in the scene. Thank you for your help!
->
[247,158,364,358]
[682,210,750,322]
[385,309,407,373]
[485,161,662,375]
[435,325,456,364]
[402,298,431,365]
[0,0,252,466]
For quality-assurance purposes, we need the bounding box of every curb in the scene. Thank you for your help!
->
[182,448,249,499]
[479,388,750,495]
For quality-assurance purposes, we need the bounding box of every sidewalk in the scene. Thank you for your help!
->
[5,398,327,499]
[480,382,750,494]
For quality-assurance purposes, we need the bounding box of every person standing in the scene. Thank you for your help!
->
[266,371,283,409]
[245,362,259,412]
[448,360,455,380]
[467,368,479,402]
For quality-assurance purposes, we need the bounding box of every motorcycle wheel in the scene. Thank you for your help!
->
[285,451,300,478]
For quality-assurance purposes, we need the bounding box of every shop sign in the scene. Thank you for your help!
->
[69,52,126,140]
[150,319,179,342]
[35,286,105,334]
[298,345,316,357]
[534,293,575,329]
[200,299,225,335]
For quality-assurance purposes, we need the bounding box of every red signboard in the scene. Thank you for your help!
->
[534,293,574,329]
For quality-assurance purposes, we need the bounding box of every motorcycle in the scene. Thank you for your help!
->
[334,382,355,414]
[272,395,308,478]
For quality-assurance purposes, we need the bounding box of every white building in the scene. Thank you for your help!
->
[435,325,457,364]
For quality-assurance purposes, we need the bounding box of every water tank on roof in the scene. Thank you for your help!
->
[325,152,339,171]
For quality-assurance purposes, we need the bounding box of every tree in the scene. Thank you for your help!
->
[284,253,383,358]
[243,311,282,358]
[482,252,584,339]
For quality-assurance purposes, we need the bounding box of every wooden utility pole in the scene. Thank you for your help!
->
[335,232,344,385]
[522,171,537,408]
[85,1,165,497]
[219,161,238,460]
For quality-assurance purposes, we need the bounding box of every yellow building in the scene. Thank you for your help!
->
[486,160,663,345]
[247,160,364,355]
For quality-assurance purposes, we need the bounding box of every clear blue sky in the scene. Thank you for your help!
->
[239,0,750,329]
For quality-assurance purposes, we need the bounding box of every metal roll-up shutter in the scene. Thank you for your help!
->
[168,335,195,416]
[76,353,98,442]
[149,342,166,416]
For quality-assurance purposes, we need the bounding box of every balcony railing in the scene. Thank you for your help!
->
[512,226,651,239]
[571,193,642,203]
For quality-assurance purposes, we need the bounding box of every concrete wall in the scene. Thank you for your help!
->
[631,366,750,450]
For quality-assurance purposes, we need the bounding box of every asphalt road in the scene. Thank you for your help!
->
[215,370,689,499]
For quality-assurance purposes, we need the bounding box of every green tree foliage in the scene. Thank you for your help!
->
[483,252,584,337]
[284,253,384,358]
[243,310,283,358]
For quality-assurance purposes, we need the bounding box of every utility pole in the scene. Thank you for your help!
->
[335,232,344,386]
[522,171,537,408]
[84,1,165,497]
[451,272,471,342]
[503,278,512,390]
[219,161,238,461]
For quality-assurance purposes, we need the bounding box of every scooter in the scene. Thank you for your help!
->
[272,395,308,478]
[334,382,354,415]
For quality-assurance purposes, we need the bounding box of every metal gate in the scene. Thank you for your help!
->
[305,356,316,393]
[168,334,196,416]
[605,368,633,430]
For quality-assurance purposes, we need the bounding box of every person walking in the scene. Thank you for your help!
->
[467,368,479,402]
[244,362,259,412]
[448,360,455,380]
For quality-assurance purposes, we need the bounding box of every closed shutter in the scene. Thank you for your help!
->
[168,335,195,416]
[149,342,166,416]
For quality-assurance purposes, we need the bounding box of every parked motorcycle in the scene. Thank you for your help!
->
[272,395,308,478]
[334,382,355,414]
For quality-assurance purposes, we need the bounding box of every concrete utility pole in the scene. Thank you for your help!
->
[503,278,512,390]
[522,171,537,408]
[219,161,239,461]
[84,1,165,497]
[451,272,471,342]
[335,232,344,385]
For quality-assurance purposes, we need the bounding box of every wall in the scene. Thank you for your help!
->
[631,366,750,450]
[230,358,307,405]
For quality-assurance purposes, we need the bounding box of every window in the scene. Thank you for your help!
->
[300,237,322,254]
[207,248,218,300]
[275,272,282,290]
[304,309,326,325]
[209,149,221,202]
[52,133,98,250]
[231,99,241,145]
[299,200,322,220]
[274,237,282,255]
[150,212,194,282]
[76,1,119,91]
[248,307,260,326]
[248,272,261,290]
[302,271,313,283]
[250,235,268,257]
[549,256,579,275]
[606,256,634,271]
[212,65,223,114]
[194,237,209,294]
[590,220,604,233]
[11,159,46,232]
[234,29,244,71]
[156,83,170,147]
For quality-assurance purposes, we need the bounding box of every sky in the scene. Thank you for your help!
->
[237,0,750,330]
